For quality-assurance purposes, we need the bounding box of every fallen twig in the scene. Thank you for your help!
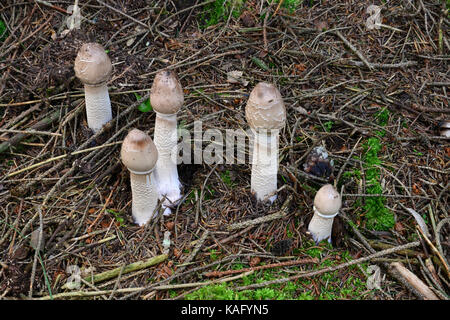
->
[334,30,372,69]
[389,262,439,300]
[203,257,319,278]
[38,287,145,300]
[233,241,421,291]
[416,226,450,279]
[227,195,292,231]
[154,270,254,291]
[61,254,167,289]
[0,110,61,154]
[5,141,122,178]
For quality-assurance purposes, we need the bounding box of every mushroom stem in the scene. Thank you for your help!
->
[84,84,112,132]
[251,129,279,203]
[129,171,159,226]
[308,206,336,243]
[153,112,181,212]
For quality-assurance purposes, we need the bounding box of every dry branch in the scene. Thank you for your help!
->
[0,110,60,154]
[61,254,167,289]
[227,195,292,231]
[233,241,421,291]
[203,257,319,278]
[389,262,439,300]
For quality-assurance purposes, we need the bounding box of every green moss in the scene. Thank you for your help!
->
[0,19,7,42]
[184,246,374,300]
[220,170,235,187]
[200,0,244,28]
[209,249,219,261]
[106,209,125,226]
[278,0,302,13]
[185,283,237,300]
[362,137,394,231]
[323,121,334,132]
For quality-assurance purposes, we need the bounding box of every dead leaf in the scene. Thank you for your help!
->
[226,71,248,86]
[166,221,174,231]
[173,247,181,258]
[240,11,256,27]
[395,222,405,234]
[314,20,328,31]
[293,63,307,74]
[249,256,261,267]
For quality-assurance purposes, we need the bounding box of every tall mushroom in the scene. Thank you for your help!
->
[74,43,112,133]
[150,70,184,214]
[245,82,286,202]
[121,128,159,226]
[308,184,342,244]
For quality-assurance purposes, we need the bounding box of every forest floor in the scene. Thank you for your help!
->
[0,0,449,300]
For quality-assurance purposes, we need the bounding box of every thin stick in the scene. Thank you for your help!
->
[153,270,254,291]
[233,241,421,291]
[177,230,210,274]
[334,30,373,70]
[204,257,319,278]
[61,254,167,289]
[5,141,122,178]
[95,0,150,30]
[416,226,450,278]
[389,262,439,300]
[0,110,61,154]
[38,287,145,300]
[0,128,62,136]
[227,195,292,231]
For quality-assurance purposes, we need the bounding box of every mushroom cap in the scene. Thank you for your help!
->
[121,129,158,173]
[74,43,112,86]
[150,70,184,114]
[439,121,450,130]
[314,184,342,216]
[245,82,286,131]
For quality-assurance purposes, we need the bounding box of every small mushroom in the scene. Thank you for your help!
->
[439,121,450,138]
[74,43,112,133]
[121,129,159,226]
[307,184,342,244]
[150,70,184,215]
[245,82,286,202]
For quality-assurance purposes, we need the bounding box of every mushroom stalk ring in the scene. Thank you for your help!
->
[313,206,340,219]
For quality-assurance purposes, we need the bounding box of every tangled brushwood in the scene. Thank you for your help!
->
[0,0,449,300]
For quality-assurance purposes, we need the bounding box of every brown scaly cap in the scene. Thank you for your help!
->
[121,129,158,173]
[245,82,286,131]
[314,184,342,216]
[74,43,112,86]
[150,70,184,114]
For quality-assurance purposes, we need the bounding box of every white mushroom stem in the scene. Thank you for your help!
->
[84,84,112,132]
[308,206,338,243]
[128,169,159,226]
[250,129,279,203]
[153,112,181,214]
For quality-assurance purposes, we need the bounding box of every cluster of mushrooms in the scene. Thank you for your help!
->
[74,43,342,244]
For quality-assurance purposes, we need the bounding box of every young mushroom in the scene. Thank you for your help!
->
[74,43,112,133]
[121,128,159,226]
[150,70,184,214]
[439,121,450,138]
[308,184,342,244]
[245,82,286,202]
